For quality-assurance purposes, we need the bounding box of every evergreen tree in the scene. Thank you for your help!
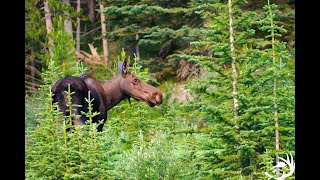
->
[25,0,47,93]
[99,0,203,81]
[182,0,294,178]
[182,0,257,178]
[253,0,295,178]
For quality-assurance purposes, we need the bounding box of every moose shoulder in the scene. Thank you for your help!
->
[51,59,163,132]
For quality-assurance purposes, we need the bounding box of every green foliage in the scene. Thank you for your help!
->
[114,131,196,179]
[25,93,42,128]
[98,1,204,81]
[46,15,77,76]
[181,0,294,179]
[25,0,295,179]
[25,76,120,179]
[182,1,258,178]
[25,0,46,62]
[26,51,197,179]
[26,0,85,90]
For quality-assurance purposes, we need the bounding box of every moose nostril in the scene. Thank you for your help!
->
[156,94,163,104]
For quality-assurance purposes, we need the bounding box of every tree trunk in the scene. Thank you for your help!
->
[88,0,95,22]
[44,0,54,56]
[228,0,238,119]
[30,51,35,91]
[135,33,140,65]
[267,0,280,175]
[99,2,109,65]
[76,0,81,55]
[62,0,73,40]
[228,1,242,169]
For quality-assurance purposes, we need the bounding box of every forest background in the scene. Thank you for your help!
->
[25,0,295,179]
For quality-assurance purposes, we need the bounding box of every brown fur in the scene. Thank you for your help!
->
[51,59,162,132]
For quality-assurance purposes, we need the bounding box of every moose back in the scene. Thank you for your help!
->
[51,59,162,132]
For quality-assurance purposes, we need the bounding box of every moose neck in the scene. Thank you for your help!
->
[101,75,127,111]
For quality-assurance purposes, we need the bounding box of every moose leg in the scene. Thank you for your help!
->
[97,123,104,132]
[95,111,107,132]
[96,120,106,132]
[69,91,89,130]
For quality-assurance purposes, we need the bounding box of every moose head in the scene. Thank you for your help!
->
[117,59,163,107]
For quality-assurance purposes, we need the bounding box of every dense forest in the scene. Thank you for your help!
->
[25,0,295,179]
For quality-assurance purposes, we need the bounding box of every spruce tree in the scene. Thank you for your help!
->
[99,0,203,81]
[252,0,295,178]
[181,0,294,178]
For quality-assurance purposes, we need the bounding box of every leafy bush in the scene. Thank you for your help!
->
[114,131,196,179]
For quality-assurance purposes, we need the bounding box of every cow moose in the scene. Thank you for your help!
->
[51,59,163,132]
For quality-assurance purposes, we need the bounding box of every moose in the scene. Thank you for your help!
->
[51,59,163,132]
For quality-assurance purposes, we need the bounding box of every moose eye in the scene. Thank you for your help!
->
[132,78,139,85]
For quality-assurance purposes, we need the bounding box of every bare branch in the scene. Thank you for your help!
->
[25,74,45,84]
[80,27,101,38]
[25,65,42,76]
[76,44,115,76]
[25,80,42,87]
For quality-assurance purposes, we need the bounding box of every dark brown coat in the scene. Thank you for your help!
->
[51,59,162,131]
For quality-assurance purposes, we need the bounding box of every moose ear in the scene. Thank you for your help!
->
[118,61,124,73]
[122,58,129,74]
[118,58,129,74]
